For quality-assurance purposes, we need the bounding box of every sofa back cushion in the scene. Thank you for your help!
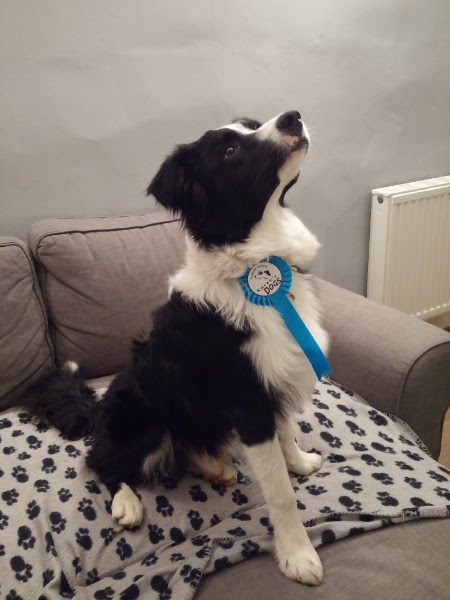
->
[0,237,54,409]
[28,213,186,378]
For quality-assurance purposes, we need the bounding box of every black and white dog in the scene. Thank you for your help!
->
[25,111,328,585]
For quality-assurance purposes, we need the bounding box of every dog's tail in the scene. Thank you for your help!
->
[22,361,100,440]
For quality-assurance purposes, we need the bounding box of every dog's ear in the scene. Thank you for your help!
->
[147,144,207,219]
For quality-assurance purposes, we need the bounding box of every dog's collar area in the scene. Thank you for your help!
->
[238,256,330,381]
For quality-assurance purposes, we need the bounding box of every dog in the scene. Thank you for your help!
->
[24,111,328,586]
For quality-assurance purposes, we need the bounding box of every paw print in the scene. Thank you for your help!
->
[398,434,414,446]
[12,429,24,437]
[428,470,448,483]
[12,466,29,483]
[18,413,32,424]
[26,435,42,449]
[241,540,260,558]
[361,454,384,467]
[3,446,16,455]
[351,442,367,452]
[189,484,208,502]
[371,472,393,485]
[85,480,102,494]
[72,557,82,574]
[402,450,423,462]
[48,444,60,454]
[65,467,77,479]
[45,532,57,556]
[306,484,327,496]
[142,551,159,566]
[298,421,313,434]
[104,499,112,514]
[156,495,174,517]
[196,546,211,559]
[215,557,232,571]
[43,568,54,586]
[236,471,252,486]
[338,496,362,512]
[10,555,33,582]
[379,432,394,443]
[169,527,186,546]
[316,471,331,477]
[2,488,19,506]
[327,389,341,399]
[83,436,94,448]
[0,544,4,556]
[148,523,165,544]
[342,480,363,494]
[336,404,357,417]
[42,458,57,473]
[395,460,414,471]
[116,537,133,561]
[403,507,420,518]
[26,500,40,520]
[101,527,116,546]
[217,537,234,549]
[320,431,342,448]
[314,412,333,428]
[50,511,67,534]
[410,497,433,507]
[18,525,36,549]
[191,534,211,546]
[232,489,248,505]
[312,398,329,409]
[188,509,204,531]
[58,488,73,503]
[210,514,221,526]
[345,420,366,437]
[211,481,227,496]
[305,519,316,527]
[150,575,172,599]
[0,418,13,429]
[180,564,202,588]
[78,497,97,521]
[34,479,50,493]
[160,475,179,490]
[371,442,395,454]
[93,586,115,599]
[35,422,49,433]
[368,410,388,426]
[86,568,100,585]
[231,511,251,521]
[65,444,81,458]
[260,516,274,534]
[377,491,399,507]
[296,499,306,510]
[338,465,361,476]
[227,526,247,537]
[404,477,422,489]
[75,527,93,551]
[435,487,450,501]
[18,452,31,460]
[328,453,346,463]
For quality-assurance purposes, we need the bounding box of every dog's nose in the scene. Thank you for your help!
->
[276,111,302,136]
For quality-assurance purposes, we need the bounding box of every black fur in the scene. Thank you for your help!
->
[147,118,291,247]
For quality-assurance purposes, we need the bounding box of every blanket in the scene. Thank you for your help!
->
[1,378,449,600]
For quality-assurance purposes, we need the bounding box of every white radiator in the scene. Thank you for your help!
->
[367,175,450,319]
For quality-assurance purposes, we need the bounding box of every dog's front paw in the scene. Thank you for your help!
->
[112,483,143,528]
[287,451,323,477]
[208,465,238,486]
[277,542,323,586]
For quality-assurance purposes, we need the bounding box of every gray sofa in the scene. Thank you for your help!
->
[1,212,449,598]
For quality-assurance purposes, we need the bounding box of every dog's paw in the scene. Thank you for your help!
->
[208,465,238,486]
[112,483,143,528]
[277,542,323,586]
[288,451,323,477]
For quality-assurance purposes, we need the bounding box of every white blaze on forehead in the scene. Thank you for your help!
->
[217,122,254,134]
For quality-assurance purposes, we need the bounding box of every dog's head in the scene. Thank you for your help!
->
[147,111,309,247]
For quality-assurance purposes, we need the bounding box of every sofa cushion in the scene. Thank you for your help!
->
[28,213,186,378]
[0,237,54,409]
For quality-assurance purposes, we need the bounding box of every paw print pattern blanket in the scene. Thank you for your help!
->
[1,379,449,600]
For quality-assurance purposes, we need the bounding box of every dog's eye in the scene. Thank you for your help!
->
[224,146,239,159]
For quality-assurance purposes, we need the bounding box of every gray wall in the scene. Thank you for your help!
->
[1,0,449,294]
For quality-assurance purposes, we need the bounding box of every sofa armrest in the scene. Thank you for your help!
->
[316,279,450,459]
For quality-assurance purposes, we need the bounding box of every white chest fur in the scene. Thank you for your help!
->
[169,196,329,410]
